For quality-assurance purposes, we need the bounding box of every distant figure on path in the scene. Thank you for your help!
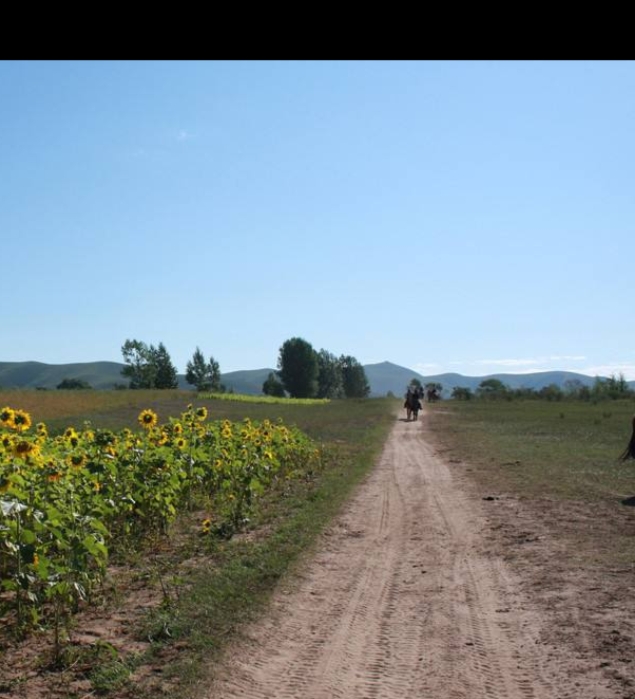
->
[404,387,422,421]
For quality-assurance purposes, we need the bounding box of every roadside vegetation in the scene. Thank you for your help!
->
[0,390,397,698]
[199,392,330,406]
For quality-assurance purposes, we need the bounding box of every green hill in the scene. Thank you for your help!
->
[0,361,274,393]
[0,360,628,396]
[0,361,129,390]
[221,368,274,395]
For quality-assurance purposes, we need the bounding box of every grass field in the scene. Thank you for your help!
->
[428,398,635,501]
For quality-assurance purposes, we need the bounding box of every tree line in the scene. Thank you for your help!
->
[118,339,224,392]
[264,337,370,399]
[450,374,634,401]
[110,337,369,399]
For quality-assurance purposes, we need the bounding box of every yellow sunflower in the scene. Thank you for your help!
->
[13,439,40,459]
[12,410,32,432]
[63,428,79,448]
[0,407,15,428]
[155,431,169,446]
[138,409,158,430]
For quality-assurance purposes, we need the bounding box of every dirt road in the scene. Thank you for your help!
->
[208,412,600,699]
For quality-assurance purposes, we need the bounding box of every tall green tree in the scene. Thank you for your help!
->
[339,355,370,398]
[277,337,319,398]
[152,342,179,389]
[121,339,154,389]
[317,349,344,399]
[121,339,178,389]
[185,347,222,392]
[262,371,286,397]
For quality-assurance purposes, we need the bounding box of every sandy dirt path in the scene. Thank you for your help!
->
[205,412,574,699]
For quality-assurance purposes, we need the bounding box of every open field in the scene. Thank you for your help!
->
[428,399,635,501]
[2,393,635,698]
[0,391,398,698]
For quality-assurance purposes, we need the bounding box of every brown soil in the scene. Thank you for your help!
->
[206,411,635,699]
[0,522,206,698]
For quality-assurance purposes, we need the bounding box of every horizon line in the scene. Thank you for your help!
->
[0,358,630,382]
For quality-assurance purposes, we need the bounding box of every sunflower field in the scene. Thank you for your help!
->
[0,404,320,644]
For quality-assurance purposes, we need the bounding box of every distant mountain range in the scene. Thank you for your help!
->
[361,362,635,397]
[1,360,631,397]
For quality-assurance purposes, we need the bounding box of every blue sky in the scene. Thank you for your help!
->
[2,60,634,379]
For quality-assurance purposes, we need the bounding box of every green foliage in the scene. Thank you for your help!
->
[277,338,319,398]
[451,373,635,403]
[121,340,152,388]
[201,391,329,405]
[591,373,634,401]
[186,347,222,392]
[451,386,473,400]
[316,350,344,399]
[121,340,178,389]
[262,372,286,397]
[90,657,131,693]
[538,383,563,401]
[152,343,178,389]
[476,378,509,399]
[56,378,92,390]
[0,403,321,645]
[340,355,370,398]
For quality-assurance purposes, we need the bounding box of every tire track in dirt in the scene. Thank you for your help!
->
[206,412,562,699]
